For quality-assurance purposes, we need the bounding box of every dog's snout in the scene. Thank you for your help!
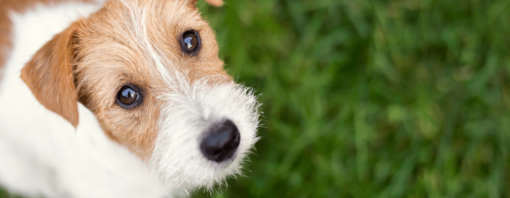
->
[200,120,240,162]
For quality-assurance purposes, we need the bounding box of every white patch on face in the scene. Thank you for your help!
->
[150,77,261,191]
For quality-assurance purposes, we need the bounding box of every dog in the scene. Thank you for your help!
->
[0,0,260,197]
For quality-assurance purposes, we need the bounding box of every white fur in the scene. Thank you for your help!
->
[151,79,260,192]
[0,1,260,197]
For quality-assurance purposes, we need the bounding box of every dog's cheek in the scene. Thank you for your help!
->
[97,100,161,159]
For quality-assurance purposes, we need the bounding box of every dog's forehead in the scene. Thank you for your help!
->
[116,0,208,32]
[77,0,223,87]
[107,0,208,38]
[83,0,211,57]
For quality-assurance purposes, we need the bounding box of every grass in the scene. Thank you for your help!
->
[3,0,510,197]
[193,0,510,197]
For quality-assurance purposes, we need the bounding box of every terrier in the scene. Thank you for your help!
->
[0,0,260,197]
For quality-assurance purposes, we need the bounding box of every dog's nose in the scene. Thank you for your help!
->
[200,119,240,162]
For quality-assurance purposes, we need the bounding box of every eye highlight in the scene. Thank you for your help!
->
[180,30,201,55]
[116,85,142,109]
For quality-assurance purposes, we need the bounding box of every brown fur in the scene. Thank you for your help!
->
[205,0,223,7]
[11,0,227,159]
[21,22,82,127]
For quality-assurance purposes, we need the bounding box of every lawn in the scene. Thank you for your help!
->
[193,0,510,197]
[3,0,510,197]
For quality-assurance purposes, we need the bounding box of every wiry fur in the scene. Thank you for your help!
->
[151,79,260,191]
[0,0,261,197]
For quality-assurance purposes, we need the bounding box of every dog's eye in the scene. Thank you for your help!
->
[181,30,200,54]
[117,86,142,108]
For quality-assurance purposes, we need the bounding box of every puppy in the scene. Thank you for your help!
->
[0,0,260,197]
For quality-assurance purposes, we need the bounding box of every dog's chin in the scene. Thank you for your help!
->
[149,116,256,191]
[149,140,249,191]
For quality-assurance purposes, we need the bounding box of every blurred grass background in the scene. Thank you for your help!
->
[194,0,510,197]
[3,0,510,197]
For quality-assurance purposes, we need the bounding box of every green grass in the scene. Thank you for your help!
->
[3,0,510,197]
[193,0,510,197]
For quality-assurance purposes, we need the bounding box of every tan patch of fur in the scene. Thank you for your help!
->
[205,0,223,7]
[13,0,230,159]
[21,22,84,127]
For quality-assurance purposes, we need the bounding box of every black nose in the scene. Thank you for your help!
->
[200,119,241,162]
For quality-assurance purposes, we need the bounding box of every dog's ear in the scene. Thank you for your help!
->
[21,22,81,127]
[189,0,223,7]
[205,0,223,6]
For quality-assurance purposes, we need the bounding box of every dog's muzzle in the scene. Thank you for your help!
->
[200,119,240,162]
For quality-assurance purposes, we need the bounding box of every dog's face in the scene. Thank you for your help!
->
[20,0,260,190]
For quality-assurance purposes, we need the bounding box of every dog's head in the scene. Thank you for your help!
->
[20,0,260,190]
